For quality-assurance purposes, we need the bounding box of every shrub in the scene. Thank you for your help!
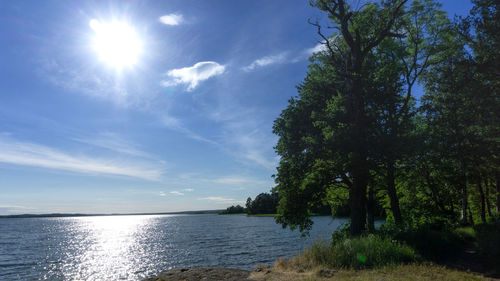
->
[378,222,465,261]
[393,228,464,261]
[282,235,419,270]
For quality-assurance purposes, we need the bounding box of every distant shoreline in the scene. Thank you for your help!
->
[0,209,223,219]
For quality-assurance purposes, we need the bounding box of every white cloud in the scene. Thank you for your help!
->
[198,197,241,204]
[306,42,327,55]
[159,14,184,26]
[162,61,225,91]
[183,188,194,192]
[242,53,288,71]
[213,176,266,185]
[170,191,184,196]
[159,191,166,196]
[0,137,164,181]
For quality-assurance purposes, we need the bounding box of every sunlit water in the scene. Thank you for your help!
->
[0,214,347,280]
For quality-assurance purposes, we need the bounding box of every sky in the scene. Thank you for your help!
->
[0,0,473,215]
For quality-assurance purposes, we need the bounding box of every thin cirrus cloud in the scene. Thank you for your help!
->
[212,176,268,185]
[162,61,225,91]
[198,197,241,204]
[170,191,184,196]
[242,53,288,71]
[0,137,164,181]
[159,13,184,26]
[72,132,150,158]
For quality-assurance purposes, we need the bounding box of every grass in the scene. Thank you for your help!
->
[456,226,476,241]
[249,264,492,281]
[278,235,419,270]
[250,231,498,281]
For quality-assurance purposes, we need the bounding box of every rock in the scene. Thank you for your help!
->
[142,267,252,281]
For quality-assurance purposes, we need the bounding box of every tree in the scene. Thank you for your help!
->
[310,0,408,235]
[273,0,450,235]
[246,192,279,215]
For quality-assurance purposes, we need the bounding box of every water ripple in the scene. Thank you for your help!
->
[0,215,346,280]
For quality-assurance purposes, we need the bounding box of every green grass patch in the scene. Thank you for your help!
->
[455,226,476,241]
[283,235,419,270]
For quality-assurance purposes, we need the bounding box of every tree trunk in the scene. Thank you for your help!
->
[468,206,475,225]
[367,184,375,232]
[386,161,403,225]
[350,171,368,236]
[347,57,368,236]
[496,172,500,214]
[477,176,486,223]
[484,177,492,218]
[459,156,468,224]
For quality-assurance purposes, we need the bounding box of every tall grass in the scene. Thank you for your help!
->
[279,234,419,270]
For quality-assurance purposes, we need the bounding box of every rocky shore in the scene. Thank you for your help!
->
[142,267,255,281]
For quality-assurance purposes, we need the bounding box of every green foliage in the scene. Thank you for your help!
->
[246,192,279,215]
[377,221,465,261]
[455,226,476,242]
[219,205,245,215]
[273,0,499,237]
[290,235,419,270]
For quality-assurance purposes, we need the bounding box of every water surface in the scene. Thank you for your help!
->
[0,214,346,280]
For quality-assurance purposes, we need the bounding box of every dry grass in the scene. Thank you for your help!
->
[249,263,497,281]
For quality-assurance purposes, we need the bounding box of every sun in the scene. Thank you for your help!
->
[89,19,143,70]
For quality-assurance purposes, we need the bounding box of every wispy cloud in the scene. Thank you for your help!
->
[0,205,34,215]
[170,191,184,196]
[242,53,288,71]
[39,58,156,108]
[159,191,166,196]
[159,14,184,26]
[73,132,150,158]
[212,176,267,185]
[183,188,194,192]
[0,137,164,181]
[198,197,241,204]
[161,114,217,144]
[162,61,225,91]
[306,42,327,55]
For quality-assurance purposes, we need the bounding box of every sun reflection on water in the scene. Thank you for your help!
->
[59,215,163,280]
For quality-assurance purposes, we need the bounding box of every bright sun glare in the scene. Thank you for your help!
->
[89,19,142,69]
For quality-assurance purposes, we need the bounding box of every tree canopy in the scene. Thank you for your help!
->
[273,0,500,235]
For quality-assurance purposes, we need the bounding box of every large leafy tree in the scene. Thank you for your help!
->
[273,0,453,235]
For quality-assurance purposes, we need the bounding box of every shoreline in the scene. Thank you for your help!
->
[143,264,498,281]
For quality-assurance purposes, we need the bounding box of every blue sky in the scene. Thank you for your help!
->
[0,0,472,215]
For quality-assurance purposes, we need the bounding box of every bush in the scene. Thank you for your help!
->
[393,228,464,261]
[282,235,419,270]
[377,222,465,261]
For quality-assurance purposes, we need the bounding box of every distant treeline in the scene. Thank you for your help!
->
[220,192,363,216]
[220,192,279,215]
[0,210,222,219]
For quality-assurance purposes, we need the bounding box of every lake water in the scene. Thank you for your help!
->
[0,214,347,281]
